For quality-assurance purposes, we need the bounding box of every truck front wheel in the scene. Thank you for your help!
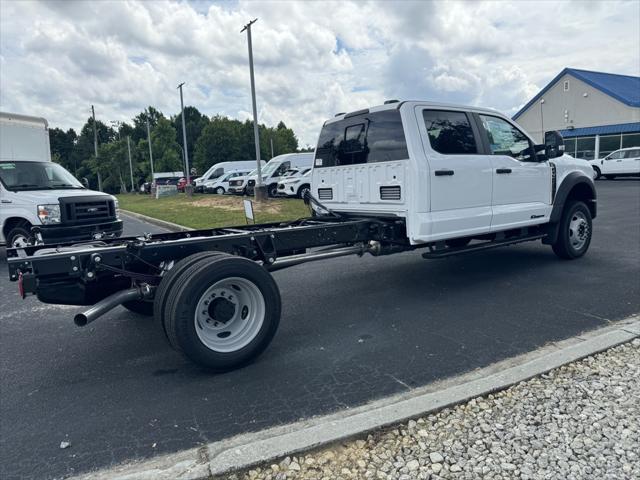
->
[6,224,33,248]
[268,184,278,197]
[551,201,592,259]
[164,255,281,371]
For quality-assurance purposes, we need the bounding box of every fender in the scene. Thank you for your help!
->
[543,172,597,245]
[550,172,597,222]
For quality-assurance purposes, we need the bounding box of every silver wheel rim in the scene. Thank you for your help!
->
[11,234,29,248]
[569,211,589,250]
[300,187,310,198]
[194,277,265,353]
[216,188,224,194]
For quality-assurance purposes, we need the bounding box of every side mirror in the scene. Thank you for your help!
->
[81,177,89,188]
[544,131,565,159]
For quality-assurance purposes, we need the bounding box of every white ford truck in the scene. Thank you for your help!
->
[0,112,122,247]
[6,100,595,372]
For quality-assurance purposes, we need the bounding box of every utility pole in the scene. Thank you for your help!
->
[92,105,102,191]
[270,137,274,159]
[126,136,134,193]
[177,82,193,195]
[146,114,155,185]
[241,18,266,201]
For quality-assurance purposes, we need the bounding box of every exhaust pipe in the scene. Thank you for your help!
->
[74,287,142,326]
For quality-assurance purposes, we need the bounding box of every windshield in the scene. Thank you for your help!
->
[0,161,84,191]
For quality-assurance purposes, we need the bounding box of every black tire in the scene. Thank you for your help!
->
[154,252,226,332]
[122,299,154,316]
[297,184,311,199]
[551,201,592,260]
[604,175,616,180]
[164,255,281,371]
[268,184,278,197]
[215,187,225,195]
[6,224,33,249]
[593,166,601,179]
[445,237,471,248]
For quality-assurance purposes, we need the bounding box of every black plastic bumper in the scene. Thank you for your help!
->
[38,219,123,244]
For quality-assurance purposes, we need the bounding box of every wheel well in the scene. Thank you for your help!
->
[297,183,310,193]
[3,217,32,238]
[566,182,596,218]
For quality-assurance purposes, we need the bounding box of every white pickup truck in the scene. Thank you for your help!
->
[0,112,122,247]
[6,100,596,372]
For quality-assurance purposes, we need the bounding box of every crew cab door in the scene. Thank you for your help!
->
[476,114,552,230]
[417,108,493,239]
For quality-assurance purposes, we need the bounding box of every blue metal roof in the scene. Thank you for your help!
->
[513,68,640,120]
[558,122,640,138]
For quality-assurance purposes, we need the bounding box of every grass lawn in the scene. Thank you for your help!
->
[116,193,310,229]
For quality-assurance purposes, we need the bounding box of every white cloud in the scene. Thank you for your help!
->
[1,0,638,147]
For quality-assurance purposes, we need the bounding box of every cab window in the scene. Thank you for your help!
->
[479,115,534,161]
[422,110,477,154]
[606,151,623,160]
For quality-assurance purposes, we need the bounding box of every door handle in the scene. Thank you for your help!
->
[496,168,512,174]
[1,200,12,204]
[434,169,454,176]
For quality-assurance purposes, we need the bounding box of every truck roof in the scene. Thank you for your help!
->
[0,111,49,129]
[326,100,504,125]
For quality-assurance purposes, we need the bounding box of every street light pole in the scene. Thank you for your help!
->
[177,82,192,195]
[92,105,102,191]
[146,114,155,186]
[126,136,134,193]
[241,18,266,201]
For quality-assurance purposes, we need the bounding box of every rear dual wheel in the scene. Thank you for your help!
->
[159,253,281,371]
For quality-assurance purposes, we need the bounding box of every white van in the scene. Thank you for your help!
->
[245,153,314,197]
[194,160,265,192]
[0,112,122,247]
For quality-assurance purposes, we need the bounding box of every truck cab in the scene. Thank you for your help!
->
[311,100,595,254]
[0,112,122,247]
[246,153,314,197]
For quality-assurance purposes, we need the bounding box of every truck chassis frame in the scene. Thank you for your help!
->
[7,212,548,371]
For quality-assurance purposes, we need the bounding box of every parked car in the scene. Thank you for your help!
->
[177,176,199,192]
[245,153,314,197]
[227,169,257,195]
[276,168,312,198]
[194,161,265,192]
[203,169,252,194]
[589,147,640,179]
[0,112,122,247]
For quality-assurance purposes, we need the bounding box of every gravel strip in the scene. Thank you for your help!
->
[221,339,639,480]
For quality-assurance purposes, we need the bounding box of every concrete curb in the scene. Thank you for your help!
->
[120,210,192,232]
[73,315,640,480]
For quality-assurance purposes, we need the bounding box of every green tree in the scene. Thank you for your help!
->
[172,106,208,168]
[49,127,77,172]
[193,115,242,173]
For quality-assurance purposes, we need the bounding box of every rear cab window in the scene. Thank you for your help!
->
[314,110,409,167]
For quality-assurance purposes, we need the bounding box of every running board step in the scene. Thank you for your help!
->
[422,234,547,259]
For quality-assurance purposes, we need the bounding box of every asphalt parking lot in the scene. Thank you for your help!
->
[1,180,639,480]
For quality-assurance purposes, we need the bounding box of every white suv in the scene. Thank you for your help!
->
[589,147,640,179]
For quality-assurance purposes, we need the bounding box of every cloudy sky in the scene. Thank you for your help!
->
[1,0,638,147]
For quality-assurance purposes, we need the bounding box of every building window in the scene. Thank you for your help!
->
[575,136,596,160]
[599,134,622,159]
[622,133,640,149]
[563,80,570,92]
[564,138,577,157]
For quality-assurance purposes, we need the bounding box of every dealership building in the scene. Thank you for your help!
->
[513,68,640,160]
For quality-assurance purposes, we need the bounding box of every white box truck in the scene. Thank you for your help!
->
[0,112,122,247]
